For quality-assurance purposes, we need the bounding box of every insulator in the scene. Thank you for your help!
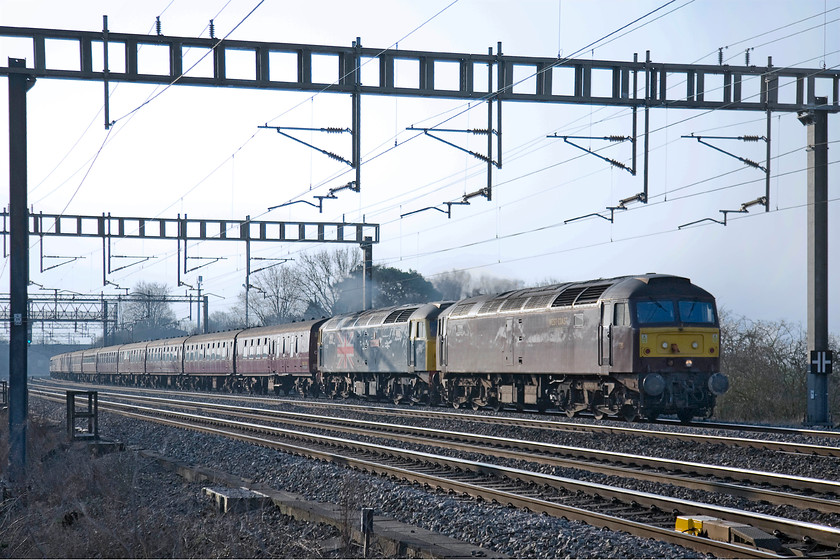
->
[743,158,760,169]
[325,127,345,133]
[718,47,723,66]
[209,19,215,39]
[326,151,343,162]
[608,159,629,170]
[745,49,750,66]
[741,135,760,142]
[471,128,490,135]
[156,16,162,36]
[607,135,627,142]
[471,151,491,163]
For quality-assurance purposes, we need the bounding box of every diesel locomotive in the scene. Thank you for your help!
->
[50,273,729,422]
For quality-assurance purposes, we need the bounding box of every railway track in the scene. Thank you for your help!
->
[33,387,840,514]
[35,379,840,455]
[32,386,840,558]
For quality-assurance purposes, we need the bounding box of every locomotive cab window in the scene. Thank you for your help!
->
[635,300,676,324]
[678,300,716,324]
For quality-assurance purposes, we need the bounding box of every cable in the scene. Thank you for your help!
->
[111,0,266,124]
[57,126,115,216]
[49,4,836,298]
[261,0,691,211]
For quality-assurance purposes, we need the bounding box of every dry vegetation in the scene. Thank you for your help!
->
[716,312,839,424]
[0,415,338,558]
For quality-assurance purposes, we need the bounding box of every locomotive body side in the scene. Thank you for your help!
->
[437,274,727,420]
[319,303,451,402]
[437,281,611,409]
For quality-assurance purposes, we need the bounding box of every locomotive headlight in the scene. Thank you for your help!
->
[661,342,669,349]
[685,359,693,367]
[691,342,699,349]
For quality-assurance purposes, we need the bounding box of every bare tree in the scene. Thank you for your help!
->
[120,282,179,340]
[715,309,840,423]
[246,265,307,325]
[207,310,244,332]
[297,248,360,316]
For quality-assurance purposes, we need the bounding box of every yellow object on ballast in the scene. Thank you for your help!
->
[675,515,720,535]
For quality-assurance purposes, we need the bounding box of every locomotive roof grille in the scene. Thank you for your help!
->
[551,286,586,307]
[500,297,528,312]
[523,294,555,309]
[357,310,390,326]
[576,284,611,304]
[551,284,611,307]
[383,307,418,323]
[396,308,418,322]
[450,302,476,317]
[478,300,503,314]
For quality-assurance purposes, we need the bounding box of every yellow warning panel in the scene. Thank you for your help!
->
[675,515,720,535]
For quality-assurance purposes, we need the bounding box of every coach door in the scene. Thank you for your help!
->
[599,302,613,370]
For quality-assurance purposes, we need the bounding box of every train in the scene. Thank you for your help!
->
[50,273,729,422]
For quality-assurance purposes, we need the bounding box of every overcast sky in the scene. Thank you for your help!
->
[0,0,838,336]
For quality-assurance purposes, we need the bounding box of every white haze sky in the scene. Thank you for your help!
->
[0,0,838,335]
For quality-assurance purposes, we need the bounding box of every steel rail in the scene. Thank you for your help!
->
[42,388,840,501]
[34,379,840,453]
[32,389,840,553]
[33,390,782,559]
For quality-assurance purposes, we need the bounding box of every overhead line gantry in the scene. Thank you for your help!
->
[1,22,838,482]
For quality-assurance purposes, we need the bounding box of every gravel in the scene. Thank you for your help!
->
[29,391,840,558]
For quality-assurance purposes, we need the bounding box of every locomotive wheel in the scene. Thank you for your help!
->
[677,410,695,424]
[620,404,638,423]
